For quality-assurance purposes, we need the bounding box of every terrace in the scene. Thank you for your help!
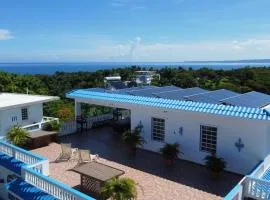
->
[32,126,242,200]
[0,140,94,200]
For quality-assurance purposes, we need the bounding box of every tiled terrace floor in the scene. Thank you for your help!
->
[32,127,242,200]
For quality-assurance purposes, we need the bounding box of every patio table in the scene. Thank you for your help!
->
[72,161,125,195]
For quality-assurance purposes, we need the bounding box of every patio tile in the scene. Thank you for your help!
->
[32,127,242,200]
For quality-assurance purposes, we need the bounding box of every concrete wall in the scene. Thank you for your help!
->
[130,106,269,175]
[0,103,43,137]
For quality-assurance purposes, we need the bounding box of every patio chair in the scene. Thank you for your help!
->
[77,149,99,165]
[55,143,72,162]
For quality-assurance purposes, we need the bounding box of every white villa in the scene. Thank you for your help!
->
[66,86,270,200]
[0,93,94,200]
[0,93,59,138]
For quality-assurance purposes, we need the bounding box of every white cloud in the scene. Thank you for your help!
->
[1,37,270,62]
[0,29,14,40]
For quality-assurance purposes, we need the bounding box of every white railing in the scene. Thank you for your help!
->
[0,140,49,175]
[59,114,113,136]
[59,120,77,136]
[22,116,59,132]
[22,167,94,200]
[243,176,270,200]
[225,154,270,200]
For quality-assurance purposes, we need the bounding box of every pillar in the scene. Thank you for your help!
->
[75,101,81,118]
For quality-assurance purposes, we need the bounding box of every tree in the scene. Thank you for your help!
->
[204,153,226,179]
[160,143,182,166]
[101,178,137,200]
[7,126,29,147]
[57,107,73,121]
[121,124,146,155]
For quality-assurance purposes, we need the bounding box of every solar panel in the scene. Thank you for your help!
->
[129,86,181,97]
[185,89,239,104]
[220,91,270,108]
[113,86,158,94]
[154,87,208,100]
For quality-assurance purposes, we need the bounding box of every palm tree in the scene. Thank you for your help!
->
[7,126,29,147]
[204,153,226,179]
[121,126,146,155]
[160,143,182,166]
[100,177,137,200]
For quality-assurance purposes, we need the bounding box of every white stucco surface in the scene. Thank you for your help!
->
[0,93,59,111]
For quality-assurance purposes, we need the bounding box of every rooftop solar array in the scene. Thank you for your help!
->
[84,86,270,108]
[128,86,180,97]
[220,91,270,108]
[154,87,208,100]
[67,90,270,121]
[185,89,239,104]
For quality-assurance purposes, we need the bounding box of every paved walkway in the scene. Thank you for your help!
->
[32,127,242,200]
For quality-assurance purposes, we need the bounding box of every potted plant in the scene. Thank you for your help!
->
[122,125,146,156]
[7,125,29,147]
[204,153,226,179]
[101,177,137,200]
[160,143,182,166]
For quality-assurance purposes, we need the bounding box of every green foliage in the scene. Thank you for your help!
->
[160,143,182,160]
[121,125,146,148]
[42,121,60,131]
[1,66,270,118]
[204,154,226,174]
[100,177,137,200]
[7,126,29,147]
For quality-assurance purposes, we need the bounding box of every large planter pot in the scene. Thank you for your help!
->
[211,171,221,180]
[164,158,174,167]
[127,146,137,156]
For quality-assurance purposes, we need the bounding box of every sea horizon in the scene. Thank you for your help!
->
[0,60,270,75]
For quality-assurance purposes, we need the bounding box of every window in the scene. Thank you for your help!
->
[200,125,217,153]
[21,108,28,120]
[11,116,17,122]
[152,117,165,142]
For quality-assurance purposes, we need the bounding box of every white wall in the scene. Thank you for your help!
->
[130,106,269,175]
[0,103,43,137]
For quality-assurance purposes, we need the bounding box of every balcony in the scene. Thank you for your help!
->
[22,116,59,132]
[0,140,94,200]
[224,154,270,200]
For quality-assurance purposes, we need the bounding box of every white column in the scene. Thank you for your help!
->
[75,101,81,118]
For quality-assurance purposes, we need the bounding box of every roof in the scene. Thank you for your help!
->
[67,90,270,121]
[0,93,59,111]
[0,153,25,174]
[108,81,127,90]
[154,87,208,100]
[185,89,239,104]
[72,162,124,182]
[220,91,270,108]
[126,86,180,97]
[6,178,57,200]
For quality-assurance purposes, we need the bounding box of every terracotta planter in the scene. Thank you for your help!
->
[164,158,174,166]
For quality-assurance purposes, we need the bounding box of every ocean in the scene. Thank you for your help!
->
[0,62,270,75]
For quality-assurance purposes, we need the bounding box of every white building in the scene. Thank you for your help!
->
[134,71,159,85]
[0,93,59,138]
[67,87,270,175]
[0,92,94,200]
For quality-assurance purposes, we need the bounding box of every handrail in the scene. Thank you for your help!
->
[0,140,46,162]
[23,166,94,200]
[22,117,59,132]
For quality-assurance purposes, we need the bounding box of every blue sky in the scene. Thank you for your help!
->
[1,0,270,62]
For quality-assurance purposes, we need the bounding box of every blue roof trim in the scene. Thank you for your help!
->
[6,178,57,200]
[0,153,25,175]
[66,89,270,121]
